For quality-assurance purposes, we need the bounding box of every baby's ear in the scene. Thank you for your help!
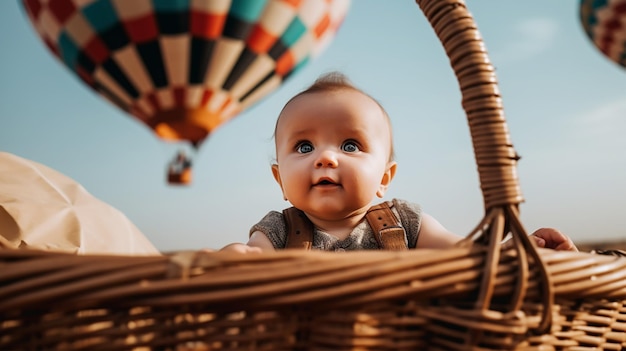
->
[376,162,397,198]
[271,164,288,201]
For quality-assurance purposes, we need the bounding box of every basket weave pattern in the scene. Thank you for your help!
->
[2,0,626,350]
[2,248,626,349]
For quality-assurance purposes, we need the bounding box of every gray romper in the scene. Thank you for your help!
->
[249,198,422,251]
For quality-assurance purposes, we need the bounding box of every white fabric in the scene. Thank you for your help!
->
[0,152,159,255]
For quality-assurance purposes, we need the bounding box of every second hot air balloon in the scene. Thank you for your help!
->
[579,0,626,69]
[20,0,351,184]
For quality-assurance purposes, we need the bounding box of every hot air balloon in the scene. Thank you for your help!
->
[20,0,351,185]
[579,0,626,69]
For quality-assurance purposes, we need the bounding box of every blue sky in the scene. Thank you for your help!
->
[1,1,625,251]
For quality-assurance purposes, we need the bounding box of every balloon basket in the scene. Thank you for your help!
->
[167,149,194,186]
[4,0,626,350]
[168,168,192,186]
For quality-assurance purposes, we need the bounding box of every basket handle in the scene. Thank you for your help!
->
[414,0,554,334]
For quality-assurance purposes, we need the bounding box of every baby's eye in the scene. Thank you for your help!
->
[341,140,360,153]
[296,142,314,154]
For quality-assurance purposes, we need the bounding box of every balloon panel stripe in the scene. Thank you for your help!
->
[229,54,275,99]
[279,0,302,7]
[240,73,281,111]
[147,92,161,111]
[71,0,99,6]
[184,86,205,108]
[189,37,215,84]
[190,12,227,39]
[82,0,118,33]
[297,0,326,29]
[64,11,95,47]
[603,4,626,62]
[280,17,306,47]
[229,0,267,23]
[95,81,130,112]
[173,87,186,107]
[312,32,333,57]
[102,58,140,98]
[313,13,330,39]
[82,36,109,65]
[76,65,95,86]
[257,1,296,36]
[206,39,243,88]
[98,23,130,51]
[161,35,191,86]
[23,0,42,20]
[123,14,160,43]
[153,0,190,12]
[136,41,168,88]
[77,52,96,76]
[593,0,609,10]
[328,0,350,22]
[134,96,155,118]
[43,36,61,58]
[93,68,132,106]
[220,99,240,121]
[268,39,288,60]
[58,32,80,68]
[114,46,155,94]
[285,55,309,80]
[129,106,147,121]
[246,25,278,54]
[239,70,275,102]
[222,48,257,90]
[190,0,231,13]
[284,30,313,66]
[110,0,152,19]
[155,89,176,110]
[222,15,254,40]
[155,12,189,35]
[39,10,62,46]
[48,0,76,24]
[312,7,344,58]
[218,94,235,113]
[206,90,229,113]
[275,50,295,76]
[200,89,213,107]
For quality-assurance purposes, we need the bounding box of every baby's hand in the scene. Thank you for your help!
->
[220,243,263,254]
[529,228,578,252]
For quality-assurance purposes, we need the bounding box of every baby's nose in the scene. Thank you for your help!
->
[315,150,338,168]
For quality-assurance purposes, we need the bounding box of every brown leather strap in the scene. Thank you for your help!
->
[283,203,408,250]
[283,207,313,249]
[365,202,408,251]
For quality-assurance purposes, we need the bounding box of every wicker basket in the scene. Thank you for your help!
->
[3,0,626,350]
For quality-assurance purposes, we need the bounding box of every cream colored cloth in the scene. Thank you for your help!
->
[0,152,160,255]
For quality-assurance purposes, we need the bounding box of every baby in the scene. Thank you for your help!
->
[222,72,577,253]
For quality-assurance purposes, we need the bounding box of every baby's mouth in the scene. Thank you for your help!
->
[314,178,340,187]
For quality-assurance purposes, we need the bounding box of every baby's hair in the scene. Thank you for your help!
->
[277,71,396,161]
[296,71,358,94]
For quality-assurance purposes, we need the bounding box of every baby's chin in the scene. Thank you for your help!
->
[308,204,371,220]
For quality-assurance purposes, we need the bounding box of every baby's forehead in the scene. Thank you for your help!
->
[277,89,388,126]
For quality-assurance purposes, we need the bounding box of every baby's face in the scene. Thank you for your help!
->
[272,89,395,220]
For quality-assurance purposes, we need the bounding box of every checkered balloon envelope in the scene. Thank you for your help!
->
[20,0,350,184]
[579,0,626,69]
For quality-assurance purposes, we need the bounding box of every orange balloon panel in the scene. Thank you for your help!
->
[21,0,351,144]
